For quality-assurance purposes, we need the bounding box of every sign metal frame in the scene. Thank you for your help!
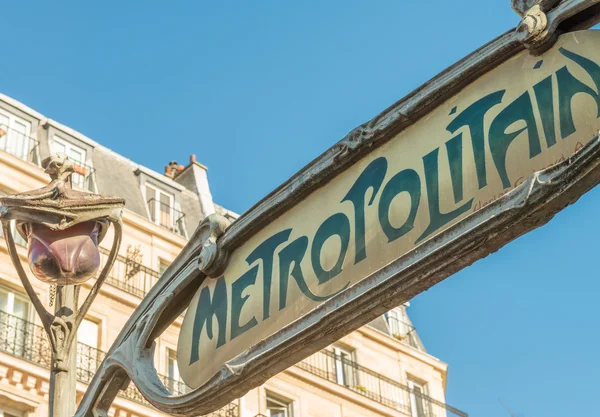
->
[74,2,600,416]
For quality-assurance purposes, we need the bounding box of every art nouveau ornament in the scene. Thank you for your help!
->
[0,154,124,417]
[71,3,600,415]
[5,2,600,417]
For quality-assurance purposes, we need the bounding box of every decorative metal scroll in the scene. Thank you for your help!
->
[75,2,600,416]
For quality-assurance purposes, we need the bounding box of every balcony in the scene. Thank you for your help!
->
[384,315,424,351]
[297,349,467,417]
[0,310,238,417]
[0,125,40,165]
[146,198,186,237]
[98,247,160,299]
[0,306,464,417]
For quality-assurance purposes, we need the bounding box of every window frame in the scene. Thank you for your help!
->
[0,285,33,359]
[165,347,188,395]
[0,285,32,322]
[0,405,24,417]
[332,345,358,387]
[266,392,294,417]
[167,348,181,382]
[158,258,171,278]
[145,183,175,229]
[0,108,33,162]
[408,378,430,417]
[385,308,410,337]
[77,317,100,349]
[76,317,103,382]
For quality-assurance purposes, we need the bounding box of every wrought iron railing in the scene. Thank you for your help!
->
[204,403,239,417]
[146,198,186,236]
[0,310,238,417]
[0,125,40,165]
[384,315,423,350]
[77,342,105,384]
[0,310,51,367]
[98,247,160,298]
[161,374,189,396]
[297,349,467,417]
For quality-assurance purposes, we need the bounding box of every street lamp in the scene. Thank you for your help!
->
[0,154,125,417]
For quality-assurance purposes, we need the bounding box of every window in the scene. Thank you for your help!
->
[0,109,33,162]
[167,348,186,395]
[385,309,410,338]
[0,287,30,320]
[408,379,430,417]
[333,346,357,387]
[266,393,293,417]
[0,287,31,357]
[145,184,175,229]
[77,318,101,382]
[52,136,89,189]
[159,258,171,277]
[0,406,23,417]
[77,318,99,348]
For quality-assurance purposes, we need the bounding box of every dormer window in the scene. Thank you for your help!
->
[52,136,93,190]
[0,109,37,163]
[146,184,173,226]
[145,184,185,235]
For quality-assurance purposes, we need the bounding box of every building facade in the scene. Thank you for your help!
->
[0,93,467,417]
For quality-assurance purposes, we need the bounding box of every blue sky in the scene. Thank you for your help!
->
[1,2,598,416]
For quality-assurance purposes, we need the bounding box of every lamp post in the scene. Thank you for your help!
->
[0,154,125,417]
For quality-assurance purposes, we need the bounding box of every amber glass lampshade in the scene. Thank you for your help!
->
[23,221,102,285]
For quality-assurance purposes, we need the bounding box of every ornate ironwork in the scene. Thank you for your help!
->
[71,3,600,417]
[0,2,598,417]
[298,349,467,417]
[0,310,238,417]
[100,247,161,298]
[0,154,125,417]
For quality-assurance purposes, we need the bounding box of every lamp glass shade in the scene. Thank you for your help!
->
[26,221,101,285]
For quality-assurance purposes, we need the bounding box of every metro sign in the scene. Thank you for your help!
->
[74,3,600,417]
[178,30,600,389]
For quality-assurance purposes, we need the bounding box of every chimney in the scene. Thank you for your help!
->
[164,161,179,179]
[172,154,215,216]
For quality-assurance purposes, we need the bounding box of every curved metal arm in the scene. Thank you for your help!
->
[67,216,123,351]
[1,220,54,333]
[76,5,600,416]
[73,132,600,417]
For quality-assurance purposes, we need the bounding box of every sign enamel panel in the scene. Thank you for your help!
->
[178,31,600,389]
